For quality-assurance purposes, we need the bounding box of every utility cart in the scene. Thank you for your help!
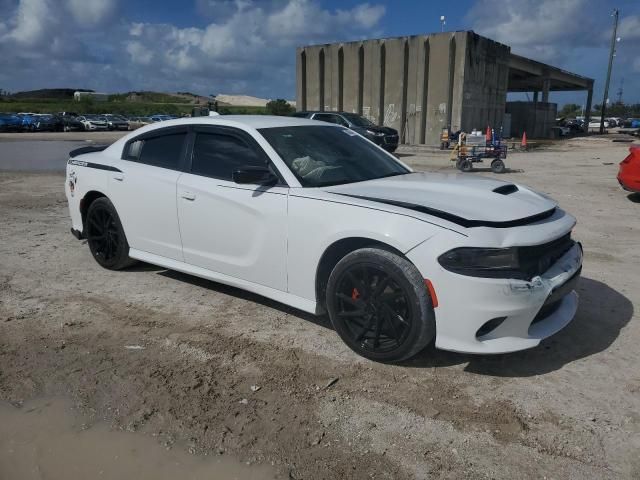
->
[453,131,508,173]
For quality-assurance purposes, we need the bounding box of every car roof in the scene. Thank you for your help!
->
[106,115,332,154]
[139,115,321,130]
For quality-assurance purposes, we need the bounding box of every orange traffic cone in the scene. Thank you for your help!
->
[521,131,528,150]
[485,125,491,142]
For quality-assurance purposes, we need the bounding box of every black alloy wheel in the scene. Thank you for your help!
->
[326,248,435,362]
[86,197,135,270]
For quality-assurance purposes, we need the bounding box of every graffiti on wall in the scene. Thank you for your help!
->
[383,104,399,126]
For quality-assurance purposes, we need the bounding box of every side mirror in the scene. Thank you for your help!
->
[232,166,278,185]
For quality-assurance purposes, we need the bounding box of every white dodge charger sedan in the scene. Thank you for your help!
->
[65,115,582,362]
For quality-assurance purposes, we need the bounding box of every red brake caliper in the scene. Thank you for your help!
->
[351,287,360,301]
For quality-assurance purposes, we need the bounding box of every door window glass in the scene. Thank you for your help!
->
[136,133,187,170]
[191,132,266,181]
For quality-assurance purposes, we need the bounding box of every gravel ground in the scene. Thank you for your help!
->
[0,135,639,479]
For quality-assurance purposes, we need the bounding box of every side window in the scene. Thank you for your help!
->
[125,139,143,160]
[191,132,266,181]
[127,132,186,169]
[335,115,349,127]
[314,114,335,124]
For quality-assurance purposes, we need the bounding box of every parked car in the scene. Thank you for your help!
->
[150,114,174,122]
[565,120,584,134]
[618,146,640,194]
[588,119,609,132]
[104,115,130,131]
[65,115,583,362]
[77,115,108,131]
[57,114,85,132]
[18,113,38,131]
[128,116,153,129]
[0,112,23,132]
[293,111,399,152]
[30,114,57,131]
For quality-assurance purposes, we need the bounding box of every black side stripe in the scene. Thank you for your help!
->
[68,159,122,172]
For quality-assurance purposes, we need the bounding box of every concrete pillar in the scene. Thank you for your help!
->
[584,86,593,132]
[542,78,551,102]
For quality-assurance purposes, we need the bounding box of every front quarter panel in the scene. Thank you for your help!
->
[286,193,446,302]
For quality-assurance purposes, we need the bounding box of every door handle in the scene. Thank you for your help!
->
[181,191,196,201]
[113,173,124,181]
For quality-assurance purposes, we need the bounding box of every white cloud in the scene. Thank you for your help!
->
[618,15,640,41]
[6,0,57,47]
[65,0,118,26]
[468,0,595,62]
[348,3,386,29]
[0,0,385,97]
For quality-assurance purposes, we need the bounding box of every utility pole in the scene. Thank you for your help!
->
[600,8,619,134]
[616,78,624,104]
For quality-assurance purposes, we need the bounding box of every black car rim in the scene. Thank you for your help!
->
[334,265,412,353]
[87,207,120,262]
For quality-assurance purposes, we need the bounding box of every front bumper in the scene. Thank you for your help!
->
[407,241,583,354]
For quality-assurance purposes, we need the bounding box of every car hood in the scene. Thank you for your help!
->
[324,172,557,227]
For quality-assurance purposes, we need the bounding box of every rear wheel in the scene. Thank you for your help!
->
[326,248,435,362]
[457,158,472,172]
[86,197,135,270]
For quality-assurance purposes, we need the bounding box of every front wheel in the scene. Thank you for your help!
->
[491,159,506,174]
[86,197,136,270]
[326,248,435,362]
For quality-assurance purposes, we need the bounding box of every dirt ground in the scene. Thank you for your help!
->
[1,135,639,479]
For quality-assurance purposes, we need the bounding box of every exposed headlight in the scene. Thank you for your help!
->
[366,129,385,136]
[438,247,521,278]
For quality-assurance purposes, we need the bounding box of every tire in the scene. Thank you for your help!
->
[85,197,136,270]
[326,248,435,362]
[457,158,472,172]
[491,159,506,174]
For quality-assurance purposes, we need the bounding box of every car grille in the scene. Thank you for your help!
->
[384,135,399,144]
[519,233,575,279]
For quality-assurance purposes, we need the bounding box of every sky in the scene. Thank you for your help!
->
[0,0,638,107]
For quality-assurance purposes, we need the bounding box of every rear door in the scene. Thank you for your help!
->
[109,126,188,261]
[176,126,288,291]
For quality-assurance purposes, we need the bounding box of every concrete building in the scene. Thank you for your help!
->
[296,31,593,144]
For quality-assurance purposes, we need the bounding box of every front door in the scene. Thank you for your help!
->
[176,126,288,291]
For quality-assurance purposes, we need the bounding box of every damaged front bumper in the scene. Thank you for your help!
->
[409,241,583,354]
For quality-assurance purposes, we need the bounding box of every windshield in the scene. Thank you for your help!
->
[259,125,409,187]
[341,113,374,127]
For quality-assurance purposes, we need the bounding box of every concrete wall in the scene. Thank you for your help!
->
[506,101,557,138]
[460,33,510,134]
[297,31,511,145]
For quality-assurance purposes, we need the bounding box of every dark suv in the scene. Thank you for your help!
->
[293,111,399,152]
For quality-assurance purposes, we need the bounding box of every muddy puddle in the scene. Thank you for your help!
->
[0,398,278,480]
